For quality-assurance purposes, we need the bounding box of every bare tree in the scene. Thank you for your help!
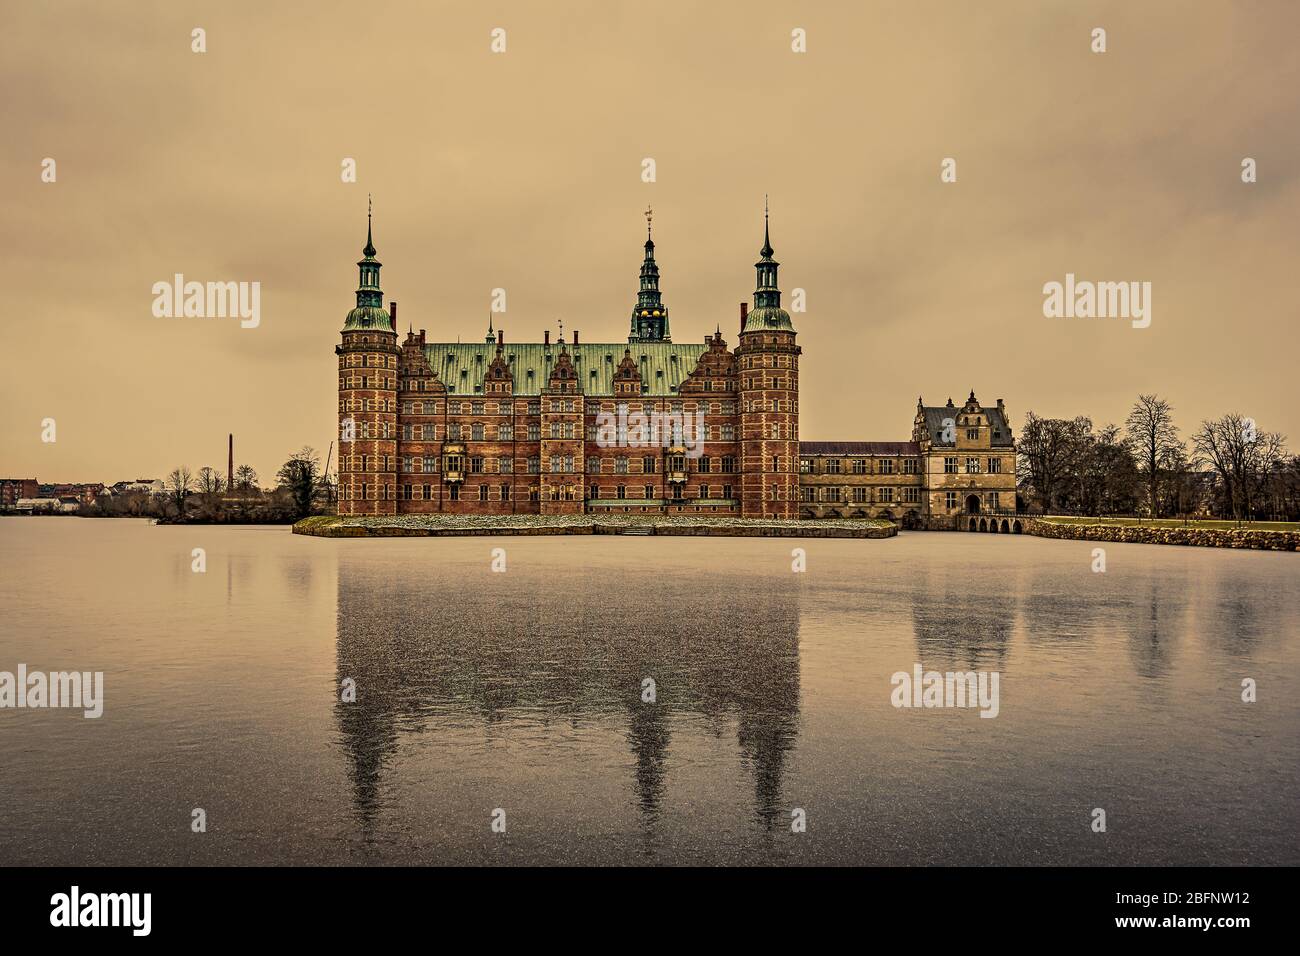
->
[1017,413,1091,513]
[234,465,258,491]
[1192,414,1286,519]
[197,466,225,496]
[1124,394,1182,518]
[165,467,195,516]
[276,446,322,520]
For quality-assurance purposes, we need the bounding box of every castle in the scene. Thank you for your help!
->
[335,207,1016,528]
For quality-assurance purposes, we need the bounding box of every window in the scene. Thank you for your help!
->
[945,491,957,510]
[470,457,483,473]
[852,487,868,502]
[423,456,437,473]
[903,458,920,474]
[880,459,894,475]
[722,484,732,499]
[967,428,979,440]
[720,424,734,441]
[644,484,654,499]
[800,459,812,474]
[988,457,1002,474]
[499,423,513,441]
[987,491,1000,510]
[699,484,710,499]
[617,485,626,499]
[615,457,628,474]
[903,487,921,503]
[852,459,867,474]
[825,458,841,475]
[879,487,894,503]
[449,485,460,501]
[588,457,601,474]
[642,456,655,474]
[500,484,510,501]
[801,486,814,502]
[826,487,841,502]
[448,423,461,440]
[499,457,513,473]
[479,485,489,501]
[423,484,432,499]
[421,424,434,440]
[965,457,980,474]
[401,456,413,472]
[472,402,484,415]
[402,484,413,500]
[772,456,779,472]
[527,423,540,441]
[698,456,711,474]
[944,457,958,474]
[527,457,540,474]
[472,423,485,441]
[722,456,737,473]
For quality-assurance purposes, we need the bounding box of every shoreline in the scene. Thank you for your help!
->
[1024,517,1297,552]
[293,514,897,539]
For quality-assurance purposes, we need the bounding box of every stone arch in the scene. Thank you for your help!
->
[986,519,997,533]
[1012,519,1023,534]
[965,494,981,514]
[1000,519,1010,534]
[968,517,978,532]
[978,517,988,532]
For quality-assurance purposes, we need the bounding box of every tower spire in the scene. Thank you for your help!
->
[628,208,670,343]
[761,194,773,258]
[364,193,376,257]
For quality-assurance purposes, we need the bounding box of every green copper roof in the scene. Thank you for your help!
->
[744,305,794,332]
[426,342,707,396]
[343,305,392,331]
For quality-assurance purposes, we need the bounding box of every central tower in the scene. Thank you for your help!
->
[628,206,671,343]
[736,200,800,519]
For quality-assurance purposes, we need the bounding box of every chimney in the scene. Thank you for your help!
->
[544,330,550,346]
[497,329,503,345]
[740,302,748,331]
[573,330,579,345]
[390,301,397,327]
[997,398,1004,409]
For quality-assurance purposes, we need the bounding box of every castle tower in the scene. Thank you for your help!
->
[335,201,398,515]
[736,200,800,519]
[628,206,671,343]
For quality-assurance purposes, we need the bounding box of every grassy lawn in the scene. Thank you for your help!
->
[1039,515,1299,532]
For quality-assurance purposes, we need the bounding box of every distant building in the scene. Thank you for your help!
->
[15,498,60,513]
[1,479,40,511]
[111,479,164,495]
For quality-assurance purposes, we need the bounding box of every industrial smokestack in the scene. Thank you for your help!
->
[228,434,234,492]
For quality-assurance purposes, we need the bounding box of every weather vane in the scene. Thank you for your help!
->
[645,204,653,238]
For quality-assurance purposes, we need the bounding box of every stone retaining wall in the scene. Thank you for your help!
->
[294,516,897,540]
[1024,518,1297,551]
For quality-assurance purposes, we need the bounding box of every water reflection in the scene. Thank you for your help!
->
[333,560,802,839]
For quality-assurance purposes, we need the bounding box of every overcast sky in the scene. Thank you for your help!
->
[3,0,1298,483]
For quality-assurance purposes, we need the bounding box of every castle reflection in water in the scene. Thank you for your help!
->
[332,558,803,833]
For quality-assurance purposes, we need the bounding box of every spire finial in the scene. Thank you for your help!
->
[363,194,376,258]
[760,195,773,259]
[645,204,653,240]
[558,317,564,342]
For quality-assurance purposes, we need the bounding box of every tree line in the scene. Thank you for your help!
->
[84,447,329,524]
[1017,395,1299,520]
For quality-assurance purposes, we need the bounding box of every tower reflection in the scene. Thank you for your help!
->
[333,554,802,844]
